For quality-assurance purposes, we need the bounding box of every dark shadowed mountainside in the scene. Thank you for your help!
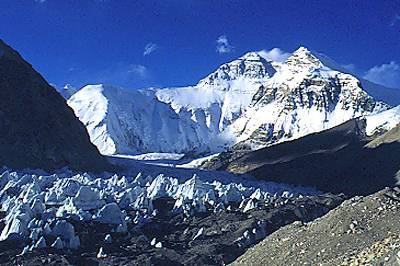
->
[0,39,110,172]
[204,119,400,196]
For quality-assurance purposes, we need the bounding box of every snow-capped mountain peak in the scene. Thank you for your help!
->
[240,51,261,59]
[67,46,398,156]
[223,46,391,150]
[285,46,324,70]
[198,51,276,86]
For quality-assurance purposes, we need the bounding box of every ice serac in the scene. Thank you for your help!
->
[0,39,109,171]
[68,46,390,155]
[0,168,311,243]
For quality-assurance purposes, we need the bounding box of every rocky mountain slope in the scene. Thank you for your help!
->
[232,187,400,266]
[314,52,400,107]
[68,47,395,155]
[204,120,400,196]
[0,40,109,171]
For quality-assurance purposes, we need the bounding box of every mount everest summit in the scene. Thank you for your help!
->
[67,47,400,155]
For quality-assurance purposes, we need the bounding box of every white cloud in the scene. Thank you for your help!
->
[216,35,234,54]
[257,48,290,62]
[364,61,400,88]
[128,64,148,78]
[143,43,158,56]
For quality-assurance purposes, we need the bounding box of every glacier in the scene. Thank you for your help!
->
[0,166,317,252]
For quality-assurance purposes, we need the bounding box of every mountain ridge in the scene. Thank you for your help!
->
[67,46,398,156]
[204,119,400,196]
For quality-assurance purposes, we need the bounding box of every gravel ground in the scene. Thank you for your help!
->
[232,187,400,266]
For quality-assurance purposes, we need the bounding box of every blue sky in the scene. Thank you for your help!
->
[0,0,399,89]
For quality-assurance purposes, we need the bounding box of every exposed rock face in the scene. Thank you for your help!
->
[0,39,109,171]
[228,47,388,151]
[197,52,276,86]
[366,124,400,148]
[365,105,400,136]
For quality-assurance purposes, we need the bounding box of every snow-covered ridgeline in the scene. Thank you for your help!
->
[0,169,316,252]
[365,105,400,136]
[67,47,397,155]
[67,53,272,155]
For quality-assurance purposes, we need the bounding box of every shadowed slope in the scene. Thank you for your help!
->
[0,39,109,171]
[206,120,400,196]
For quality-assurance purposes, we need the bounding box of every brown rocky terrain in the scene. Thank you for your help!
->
[232,187,400,266]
